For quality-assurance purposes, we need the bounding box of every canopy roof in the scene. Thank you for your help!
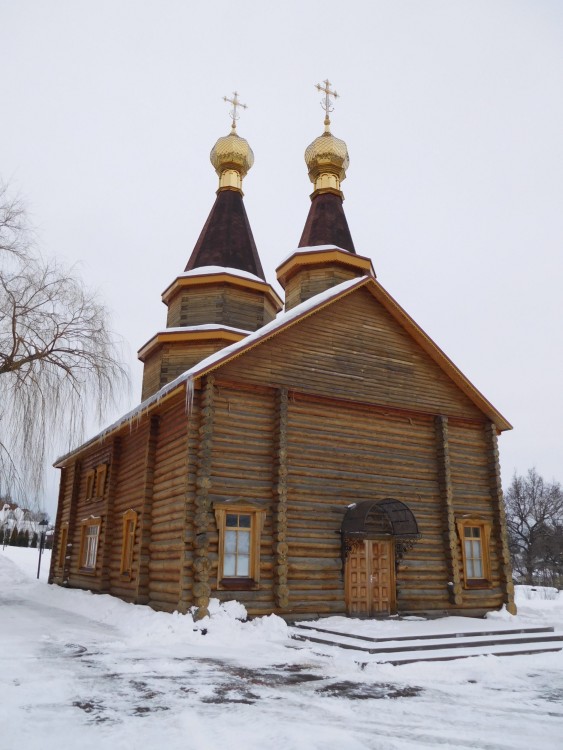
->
[341,499,420,539]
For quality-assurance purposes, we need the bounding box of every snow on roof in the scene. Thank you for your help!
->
[55,275,369,464]
[138,324,253,350]
[158,324,251,335]
[175,265,266,283]
[277,244,350,267]
[137,324,252,354]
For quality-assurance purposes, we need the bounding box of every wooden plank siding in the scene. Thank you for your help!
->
[141,342,226,401]
[218,288,484,421]
[166,284,277,331]
[284,265,359,311]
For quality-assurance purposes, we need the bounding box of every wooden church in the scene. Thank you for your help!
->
[49,85,516,619]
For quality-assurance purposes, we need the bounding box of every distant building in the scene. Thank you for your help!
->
[50,88,515,618]
[1,502,41,540]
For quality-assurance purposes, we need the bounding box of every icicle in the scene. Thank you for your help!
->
[185,376,194,416]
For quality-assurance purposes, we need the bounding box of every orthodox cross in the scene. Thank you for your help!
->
[315,79,339,115]
[223,91,247,129]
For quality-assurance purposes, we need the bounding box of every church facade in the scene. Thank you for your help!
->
[49,87,515,619]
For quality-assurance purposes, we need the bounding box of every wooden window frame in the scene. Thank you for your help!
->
[58,522,69,569]
[84,464,108,501]
[85,470,96,500]
[95,464,108,499]
[120,509,138,579]
[78,516,102,574]
[214,501,266,591]
[456,517,492,589]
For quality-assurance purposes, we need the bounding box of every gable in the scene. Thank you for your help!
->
[217,286,486,421]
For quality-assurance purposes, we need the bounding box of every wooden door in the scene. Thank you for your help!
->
[345,539,395,616]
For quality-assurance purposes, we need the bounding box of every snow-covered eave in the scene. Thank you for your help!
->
[275,245,376,285]
[137,324,252,359]
[277,244,350,266]
[161,265,283,309]
[145,324,253,335]
[54,276,370,467]
[175,265,265,283]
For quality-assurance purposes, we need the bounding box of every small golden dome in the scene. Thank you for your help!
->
[304,119,349,194]
[210,126,254,191]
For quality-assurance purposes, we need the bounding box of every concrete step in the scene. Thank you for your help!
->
[294,622,555,643]
[290,624,563,664]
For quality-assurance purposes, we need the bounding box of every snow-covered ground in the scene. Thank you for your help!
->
[1,548,563,750]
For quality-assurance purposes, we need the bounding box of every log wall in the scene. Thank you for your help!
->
[283,397,448,615]
[146,395,189,610]
[100,437,121,591]
[207,383,276,615]
[448,421,505,610]
[49,464,75,585]
[105,423,148,600]
[52,283,511,618]
[178,394,200,612]
[63,444,112,592]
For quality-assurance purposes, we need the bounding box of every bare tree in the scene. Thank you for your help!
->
[0,184,29,261]
[0,184,129,503]
[505,468,563,586]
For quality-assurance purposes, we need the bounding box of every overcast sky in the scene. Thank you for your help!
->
[1,1,562,516]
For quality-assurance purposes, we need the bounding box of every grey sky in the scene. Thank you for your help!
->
[1,1,562,516]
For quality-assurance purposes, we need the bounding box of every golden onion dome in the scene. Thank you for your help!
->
[304,118,349,194]
[210,125,254,191]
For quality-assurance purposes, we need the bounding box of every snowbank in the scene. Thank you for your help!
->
[516,585,560,601]
[0,546,289,651]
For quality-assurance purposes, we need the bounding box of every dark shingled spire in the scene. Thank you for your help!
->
[298,192,356,254]
[185,189,265,280]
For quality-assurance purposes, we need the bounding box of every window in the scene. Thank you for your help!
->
[58,523,69,569]
[85,470,96,500]
[224,513,252,576]
[214,501,266,590]
[456,518,492,588]
[84,464,107,500]
[79,516,102,573]
[95,464,108,498]
[120,509,138,578]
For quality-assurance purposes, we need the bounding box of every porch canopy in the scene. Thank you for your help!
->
[341,498,420,539]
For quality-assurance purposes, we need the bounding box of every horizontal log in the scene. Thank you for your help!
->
[148,591,180,605]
